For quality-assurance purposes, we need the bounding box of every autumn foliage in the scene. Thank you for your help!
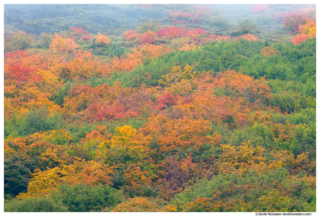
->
[70,26,88,35]
[94,33,110,45]
[284,14,308,34]
[234,34,259,41]
[260,46,280,56]
[291,18,316,45]
[50,34,79,53]
[252,4,270,14]
[4,4,316,213]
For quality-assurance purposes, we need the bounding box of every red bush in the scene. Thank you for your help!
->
[291,34,308,45]
[70,26,88,35]
[81,35,92,41]
[156,26,207,40]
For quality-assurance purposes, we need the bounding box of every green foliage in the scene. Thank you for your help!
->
[5,183,123,212]
[5,196,68,212]
[4,31,33,52]
[49,82,73,106]
[66,117,146,143]
[104,38,315,88]
[86,42,126,58]
[238,19,258,34]
[210,16,229,28]
[138,20,160,33]
[171,168,315,212]
[5,108,65,139]
[4,4,316,212]
[50,184,123,212]
[32,33,53,49]
[4,154,37,197]
[24,108,64,136]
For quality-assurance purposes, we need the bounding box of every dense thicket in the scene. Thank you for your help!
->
[4,4,316,212]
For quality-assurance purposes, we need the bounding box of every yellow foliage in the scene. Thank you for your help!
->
[112,197,165,212]
[159,64,196,86]
[299,19,316,38]
[179,43,196,51]
[167,205,178,212]
[17,159,112,199]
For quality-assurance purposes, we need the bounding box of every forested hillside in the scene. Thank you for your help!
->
[4,4,316,212]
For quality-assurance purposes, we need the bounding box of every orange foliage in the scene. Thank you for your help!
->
[50,34,79,53]
[53,50,108,81]
[260,46,280,56]
[94,33,110,45]
[122,29,140,41]
[107,44,171,73]
[140,30,157,44]
[298,18,316,38]
[17,159,112,198]
[141,115,219,156]
[199,34,231,44]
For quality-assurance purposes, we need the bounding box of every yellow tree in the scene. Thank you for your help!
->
[98,125,151,168]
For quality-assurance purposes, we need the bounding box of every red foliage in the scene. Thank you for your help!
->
[252,4,270,14]
[271,10,300,23]
[291,34,308,45]
[4,50,43,84]
[141,4,153,8]
[4,50,28,59]
[166,10,206,24]
[87,103,127,121]
[81,35,92,41]
[156,92,180,110]
[195,5,214,15]
[70,26,88,35]
[284,14,308,34]
[140,30,157,44]
[6,64,42,83]
[157,26,185,39]
[157,26,207,40]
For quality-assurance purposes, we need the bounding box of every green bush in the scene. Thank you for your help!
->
[4,154,37,197]
[100,38,315,88]
[238,19,257,34]
[170,168,315,212]
[5,196,68,212]
[4,107,65,139]
[50,184,123,212]
[5,183,124,212]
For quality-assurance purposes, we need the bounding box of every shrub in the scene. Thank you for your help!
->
[238,19,257,34]
[50,183,123,212]
[4,31,33,52]
[5,196,68,212]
